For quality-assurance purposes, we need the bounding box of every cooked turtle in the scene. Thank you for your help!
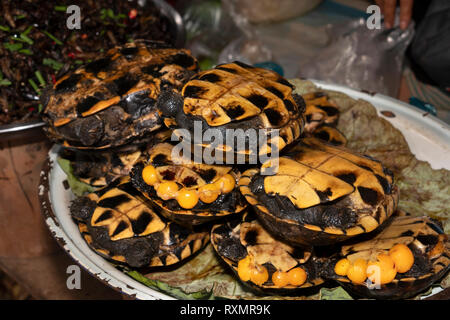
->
[130,142,247,226]
[42,41,198,149]
[323,215,450,299]
[239,137,399,246]
[64,130,172,187]
[70,177,210,268]
[309,125,347,146]
[211,212,324,293]
[303,92,340,133]
[157,61,306,160]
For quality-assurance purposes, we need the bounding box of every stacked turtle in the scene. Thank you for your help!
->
[42,42,449,299]
[42,40,199,187]
[43,41,213,268]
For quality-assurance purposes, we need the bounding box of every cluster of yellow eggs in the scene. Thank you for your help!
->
[334,244,415,285]
[141,165,236,209]
[237,256,308,287]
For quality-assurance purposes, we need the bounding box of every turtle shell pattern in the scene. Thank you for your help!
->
[211,213,324,292]
[70,177,209,268]
[331,215,450,299]
[239,137,399,246]
[303,92,340,133]
[68,130,173,187]
[66,146,144,187]
[131,143,247,225]
[42,41,198,149]
[163,61,306,156]
[309,125,347,147]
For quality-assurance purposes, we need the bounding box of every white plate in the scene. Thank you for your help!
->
[39,82,450,300]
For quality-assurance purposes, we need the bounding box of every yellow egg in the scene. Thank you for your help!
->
[250,265,269,286]
[367,255,397,285]
[334,258,351,276]
[156,181,179,200]
[176,189,199,209]
[216,174,236,193]
[198,183,220,204]
[389,244,414,273]
[287,267,307,286]
[347,259,367,284]
[377,253,395,270]
[237,256,252,282]
[272,271,289,287]
[142,165,158,185]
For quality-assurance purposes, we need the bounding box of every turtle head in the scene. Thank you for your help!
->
[156,89,183,118]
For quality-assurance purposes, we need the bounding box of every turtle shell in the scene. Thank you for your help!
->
[42,41,198,149]
[130,143,247,226]
[65,130,172,187]
[308,125,347,147]
[326,215,450,299]
[303,92,340,133]
[239,137,399,246]
[70,177,209,268]
[157,61,306,158]
[211,212,324,293]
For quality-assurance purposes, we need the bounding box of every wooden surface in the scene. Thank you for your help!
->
[0,129,122,299]
[0,132,56,257]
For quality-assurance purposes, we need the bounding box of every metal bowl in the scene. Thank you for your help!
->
[0,0,185,139]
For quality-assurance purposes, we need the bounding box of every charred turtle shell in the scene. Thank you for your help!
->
[42,41,198,149]
[70,177,209,268]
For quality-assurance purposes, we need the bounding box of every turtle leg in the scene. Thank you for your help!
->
[293,93,306,113]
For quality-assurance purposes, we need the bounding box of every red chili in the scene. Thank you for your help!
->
[67,52,76,59]
[51,74,56,84]
[28,107,35,112]
[81,33,88,40]
[128,9,137,19]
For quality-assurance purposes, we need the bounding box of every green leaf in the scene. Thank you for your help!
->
[54,5,67,12]
[0,25,10,32]
[199,58,214,71]
[18,48,33,55]
[127,271,213,300]
[35,70,46,86]
[57,158,96,196]
[0,79,11,86]
[107,9,115,19]
[320,286,353,300]
[28,78,40,94]
[20,33,33,45]
[3,42,23,51]
[43,58,63,71]
[42,30,63,45]
[22,25,33,36]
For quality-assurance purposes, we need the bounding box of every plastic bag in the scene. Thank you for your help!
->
[179,0,242,69]
[298,16,415,97]
[222,0,322,24]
